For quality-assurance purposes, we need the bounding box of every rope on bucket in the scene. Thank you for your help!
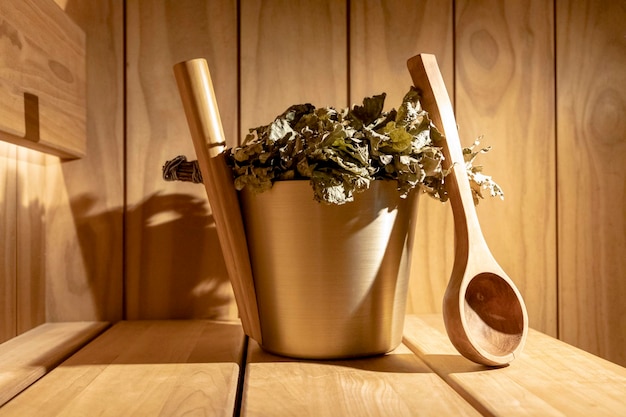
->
[162,155,203,184]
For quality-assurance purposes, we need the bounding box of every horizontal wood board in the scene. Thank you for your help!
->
[403,314,626,416]
[0,320,245,417]
[241,340,480,417]
[2,317,624,415]
[0,321,108,407]
[0,0,86,158]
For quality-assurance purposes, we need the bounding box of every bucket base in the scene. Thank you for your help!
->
[257,341,402,361]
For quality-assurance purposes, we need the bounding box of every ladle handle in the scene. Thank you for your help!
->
[174,59,263,343]
[407,54,486,252]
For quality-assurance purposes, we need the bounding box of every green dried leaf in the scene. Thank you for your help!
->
[226,88,502,206]
[349,93,386,127]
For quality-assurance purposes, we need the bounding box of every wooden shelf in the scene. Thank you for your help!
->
[0,320,245,417]
[0,0,86,159]
[403,315,626,416]
[0,321,108,407]
[242,340,479,416]
[1,316,624,416]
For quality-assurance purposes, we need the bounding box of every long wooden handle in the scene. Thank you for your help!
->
[173,59,262,343]
[407,54,486,252]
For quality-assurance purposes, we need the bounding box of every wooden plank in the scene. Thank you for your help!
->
[241,340,481,417]
[124,0,239,320]
[403,314,626,416]
[240,0,348,134]
[44,0,124,322]
[350,0,455,316]
[454,0,557,335]
[16,148,46,334]
[0,143,17,344]
[0,321,245,417]
[556,0,626,367]
[0,0,86,158]
[350,0,453,115]
[0,321,108,408]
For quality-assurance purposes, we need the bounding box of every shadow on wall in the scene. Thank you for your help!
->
[125,192,235,320]
[70,192,235,321]
[56,1,235,321]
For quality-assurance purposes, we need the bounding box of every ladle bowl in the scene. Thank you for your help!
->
[408,54,528,366]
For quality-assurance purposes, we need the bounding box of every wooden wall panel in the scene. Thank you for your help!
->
[240,0,348,132]
[455,0,557,335]
[16,148,46,333]
[0,143,17,343]
[349,0,455,315]
[0,0,620,367]
[350,0,453,108]
[0,0,86,159]
[44,0,124,322]
[556,0,626,366]
[125,0,239,320]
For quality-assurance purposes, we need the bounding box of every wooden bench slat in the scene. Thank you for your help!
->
[4,316,623,415]
[241,340,481,416]
[0,322,108,407]
[403,314,626,417]
[0,320,245,417]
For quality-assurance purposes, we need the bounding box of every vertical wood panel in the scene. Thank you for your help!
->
[455,0,557,335]
[44,0,124,322]
[125,0,239,319]
[0,143,17,343]
[16,148,46,333]
[350,0,454,315]
[350,0,454,109]
[557,0,626,366]
[0,0,620,367]
[240,0,348,135]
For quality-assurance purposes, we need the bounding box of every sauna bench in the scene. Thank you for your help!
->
[0,315,624,416]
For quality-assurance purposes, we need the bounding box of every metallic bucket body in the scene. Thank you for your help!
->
[240,180,418,359]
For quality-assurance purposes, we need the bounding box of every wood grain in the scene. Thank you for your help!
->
[16,148,46,333]
[556,0,626,367]
[403,314,626,416]
[350,0,453,111]
[0,0,86,158]
[125,0,239,320]
[408,53,528,366]
[0,143,17,344]
[0,321,108,407]
[0,0,620,377]
[240,0,348,134]
[173,59,262,343]
[44,0,124,322]
[349,0,455,315]
[455,0,557,335]
[241,340,480,417]
[0,321,245,417]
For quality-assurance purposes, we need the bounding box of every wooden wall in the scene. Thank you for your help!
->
[44,0,125,322]
[0,0,624,367]
[0,0,124,344]
[125,0,240,320]
[125,0,557,335]
[556,0,626,366]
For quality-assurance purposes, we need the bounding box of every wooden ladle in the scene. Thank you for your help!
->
[407,54,528,366]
